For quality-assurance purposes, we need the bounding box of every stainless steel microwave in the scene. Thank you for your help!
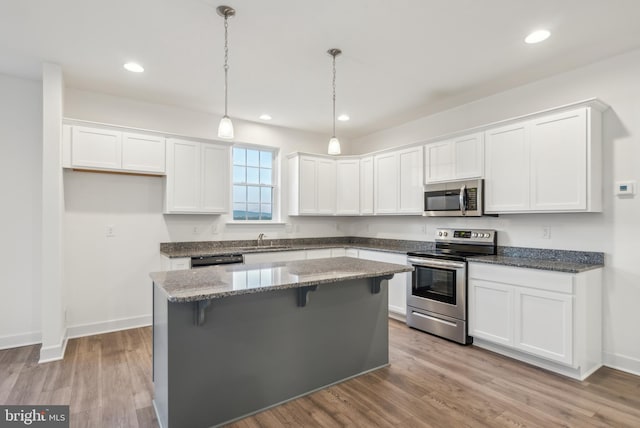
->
[423,178,484,217]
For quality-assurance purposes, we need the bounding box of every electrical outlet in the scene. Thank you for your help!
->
[193,226,199,235]
[285,224,293,233]
[106,225,115,237]
[421,224,427,234]
[542,227,551,239]
[211,224,218,234]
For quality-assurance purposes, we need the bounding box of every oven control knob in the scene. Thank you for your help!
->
[472,232,478,237]
[443,232,448,237]
[483,233,490,238]
[438,231,443,236]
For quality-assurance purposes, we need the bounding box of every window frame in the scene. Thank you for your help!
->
[230,143,280,223]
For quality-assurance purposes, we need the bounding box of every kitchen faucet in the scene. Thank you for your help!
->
[257,233,265,246]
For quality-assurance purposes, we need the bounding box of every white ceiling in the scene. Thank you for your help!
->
[2,0,640,138]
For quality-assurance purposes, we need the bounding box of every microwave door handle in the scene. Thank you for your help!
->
[459,185,467,216]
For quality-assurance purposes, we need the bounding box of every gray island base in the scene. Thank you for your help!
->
[150,257,413,428]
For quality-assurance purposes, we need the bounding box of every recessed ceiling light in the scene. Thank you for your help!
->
[337,114,350,121]
[123,62,144,73]
[259,114,272,121]
[525,30,551,44]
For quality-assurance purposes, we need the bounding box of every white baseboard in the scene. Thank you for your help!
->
[39,334,68,363]
[603,351,640,377]
[66,314,152,339]
[0,331,42,351]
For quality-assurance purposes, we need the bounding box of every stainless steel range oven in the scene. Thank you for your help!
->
[407,228,497,344]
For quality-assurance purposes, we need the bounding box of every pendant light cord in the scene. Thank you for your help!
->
[332,53,336,137]
[223,13,229,117]
[333,55,336,137]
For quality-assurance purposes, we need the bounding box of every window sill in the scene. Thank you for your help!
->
[225,221,287,226]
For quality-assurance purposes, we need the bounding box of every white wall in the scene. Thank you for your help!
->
[0,74,42,349]
[62,89,344,336]
[349,48,640,375]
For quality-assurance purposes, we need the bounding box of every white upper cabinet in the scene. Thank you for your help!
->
[317,159,337,214]
[374,152,399,214]
[71,126,122,170]
[67,125,165,174]
[374,147,423,214]
[336,159,360,215]
[164,138,229,214]
[484,123,530,212]
[288,154,336,215]
[360,156,374,215]
[424,132,483,183]
[201,143,230,213]
[122,132,166,173]
[485,105,602,214]
[529,109,588,211]
[398,146,424,213]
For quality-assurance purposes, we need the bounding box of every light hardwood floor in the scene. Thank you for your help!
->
[1,320,639,427]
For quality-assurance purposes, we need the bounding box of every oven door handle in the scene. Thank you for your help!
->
[408,257,466,270]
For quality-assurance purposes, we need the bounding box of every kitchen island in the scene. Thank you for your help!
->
[150,256,412,428]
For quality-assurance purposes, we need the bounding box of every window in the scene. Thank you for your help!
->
[232,146,276,220]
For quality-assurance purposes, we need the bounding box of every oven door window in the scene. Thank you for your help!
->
[413,266,456,305]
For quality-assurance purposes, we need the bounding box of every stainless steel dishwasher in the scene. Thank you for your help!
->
[190,254,244,268]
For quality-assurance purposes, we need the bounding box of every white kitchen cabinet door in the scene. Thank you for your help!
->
[345,248,359,258]
[160,255,190,271]
[71,126,122,170]
[317,159,337,214]
[165,139,229,214]
[374,152,398,214]
[298,156,318,214]
[398,146,423,213]
[201,143,229,213]
[122,132,166,173]
[514,287,573,365]
[452,132,484,180]
[530,108,587,211]
[484,122,530,213]
[166,139,200,213]
[336,159,360,215]
[306,248,333,259]
[360,156,374,215]
[243,250,306,264]
[424,141,453,183]
[330,248,347,257]
[469,279,514,346]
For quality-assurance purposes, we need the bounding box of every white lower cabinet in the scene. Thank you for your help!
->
[468,262,601,380]
[160,255,191,271]
[243,250,306,264]
[468,279,513,346]
[357,249,408,317]
[305,248,334,259]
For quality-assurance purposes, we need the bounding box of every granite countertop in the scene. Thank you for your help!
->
[159,237,604,274]
[160,239,430,259]
[151,256,413,303]
[468,255,603,273]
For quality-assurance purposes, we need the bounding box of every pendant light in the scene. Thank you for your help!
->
[217,5,235,139]
[327,48,342,155]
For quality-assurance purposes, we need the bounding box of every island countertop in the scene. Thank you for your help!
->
[150,256,413,303]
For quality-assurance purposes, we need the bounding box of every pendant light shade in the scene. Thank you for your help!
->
[327,48,342,155]
[217,5,235,139]
[218,115,234,139]
[328,137,341,155]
